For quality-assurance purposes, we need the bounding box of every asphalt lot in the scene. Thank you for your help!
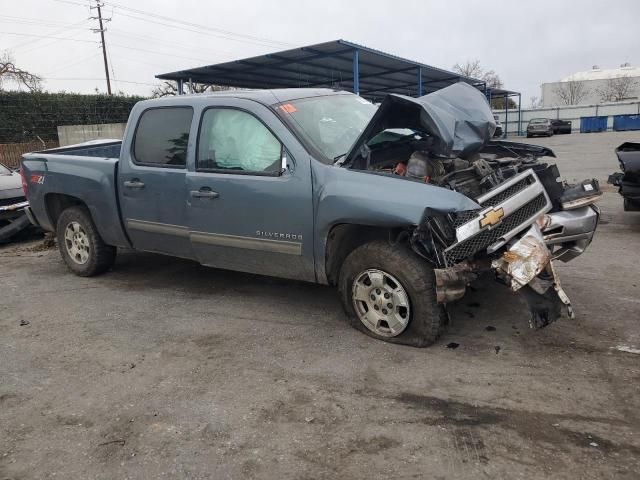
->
[1,131,639,479]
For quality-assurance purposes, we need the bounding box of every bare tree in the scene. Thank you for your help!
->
[0,52,41,91]
[596,75,639,103]
[452,60,483,79]
[529,96,542,109]
[152,81,231,98]
[452,59,503,89]
[553,80,589,105]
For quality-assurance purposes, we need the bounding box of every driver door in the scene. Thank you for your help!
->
[186,99,315,282]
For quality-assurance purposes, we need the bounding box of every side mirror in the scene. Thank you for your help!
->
[280,147,292,175]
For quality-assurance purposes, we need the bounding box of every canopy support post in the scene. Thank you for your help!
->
[504,95,508,139]
[352,48,360,95]
[517,93,522,136]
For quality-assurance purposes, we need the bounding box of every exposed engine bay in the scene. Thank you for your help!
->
[368,136,561,201]
[341,83,602,329]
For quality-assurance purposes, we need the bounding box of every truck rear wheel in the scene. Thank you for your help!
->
[338,240,445,347]
[56,206,116,277]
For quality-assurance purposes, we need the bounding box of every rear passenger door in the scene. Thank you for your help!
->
[118,106,195,259]
[186,98,315,282]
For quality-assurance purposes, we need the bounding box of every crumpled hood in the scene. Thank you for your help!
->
[345,82,496,165]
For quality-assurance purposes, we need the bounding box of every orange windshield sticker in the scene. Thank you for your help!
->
[279,103,297,113]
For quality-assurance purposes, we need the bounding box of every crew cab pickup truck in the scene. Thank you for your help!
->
[21,84,602,347]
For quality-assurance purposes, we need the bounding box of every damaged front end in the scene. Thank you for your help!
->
[419,168,579,329]
[415,165,602,329]
[339,82,602,329]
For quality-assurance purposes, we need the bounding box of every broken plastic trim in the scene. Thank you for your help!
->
[434,260,479,303]
[492,224,575,328]
[491,225,550,292]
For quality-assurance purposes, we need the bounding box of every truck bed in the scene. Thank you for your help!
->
[40,139,122,159]
[20,139,130,248]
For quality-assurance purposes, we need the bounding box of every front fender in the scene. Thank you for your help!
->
[312,165,479,283]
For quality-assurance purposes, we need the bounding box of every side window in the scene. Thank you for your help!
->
[197,108,282,174]
[133,107,193,167]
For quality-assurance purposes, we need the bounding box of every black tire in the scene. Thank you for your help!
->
[526,134,532,138]
[338,240,445,347]
[56,206,116,277]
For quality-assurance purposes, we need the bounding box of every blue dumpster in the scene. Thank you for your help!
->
[613,115,640,131]
[580,116,608,133]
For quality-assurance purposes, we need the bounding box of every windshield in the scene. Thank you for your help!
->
[530,118,548,124]
[0,163,12,175]
[274,94,377,163]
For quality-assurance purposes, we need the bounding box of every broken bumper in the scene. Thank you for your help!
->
[0,200,31,242]
[542,205,599,262]
[492,225,574,328]
[435,224,576,330]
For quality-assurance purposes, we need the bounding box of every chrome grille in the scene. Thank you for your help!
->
[480,176,533,207]
[452,209,481,227]
[444,193,548,265]
[452,175,533,227]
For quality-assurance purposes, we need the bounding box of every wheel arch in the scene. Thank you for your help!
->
[44,192,130,248]
[45,193,86,230]
[324,223,408,286]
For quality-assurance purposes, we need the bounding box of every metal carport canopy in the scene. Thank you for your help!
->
[156,39,488,101]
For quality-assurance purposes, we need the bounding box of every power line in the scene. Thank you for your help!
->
[41,77,157,86]
[0,31,97,44]
[44,52,101,76]
[0,16,84,28]
[53,0,291,50]
[103,1,292,49]
[108,28,236,57]
[51,0,93,7]
[108,42,215,64]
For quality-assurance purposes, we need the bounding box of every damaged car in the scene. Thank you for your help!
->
[21,84,601,347]
[0,162,32,243]
[608,142,640,211]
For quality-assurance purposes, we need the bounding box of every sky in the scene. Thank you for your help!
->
[1,0,639,106]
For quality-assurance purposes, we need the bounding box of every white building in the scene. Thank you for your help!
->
[541,64,640,107]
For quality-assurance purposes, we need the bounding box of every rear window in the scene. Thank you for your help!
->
[529,118,548,124]
[133,107,193,167]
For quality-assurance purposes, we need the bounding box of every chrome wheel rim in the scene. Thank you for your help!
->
[352,269,411,337]
[64,221,90,265]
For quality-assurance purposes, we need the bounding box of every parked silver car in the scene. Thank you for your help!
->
[527,118,554,138]
[0,162,31,242]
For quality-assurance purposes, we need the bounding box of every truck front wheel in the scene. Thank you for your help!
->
[56,206,116,277]
[338,240,445,347]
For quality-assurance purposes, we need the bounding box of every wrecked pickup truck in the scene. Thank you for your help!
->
[608,142,640,211]
[20,83,601,346]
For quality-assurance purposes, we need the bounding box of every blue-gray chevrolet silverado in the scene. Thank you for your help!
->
[20,83,602,347]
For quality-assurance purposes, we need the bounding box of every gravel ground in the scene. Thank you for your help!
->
[1,131,639,480]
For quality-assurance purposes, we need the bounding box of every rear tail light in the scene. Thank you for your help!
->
[19,167,28,197]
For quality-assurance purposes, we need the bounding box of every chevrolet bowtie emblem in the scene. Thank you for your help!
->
[479,207,505,228]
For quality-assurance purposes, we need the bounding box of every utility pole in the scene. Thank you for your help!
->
[90,1,111,95]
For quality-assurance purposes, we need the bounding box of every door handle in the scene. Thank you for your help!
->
[190,188,219,199]
[123,179,145,189]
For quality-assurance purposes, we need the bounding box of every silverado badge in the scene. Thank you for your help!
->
[479,207,505,228]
